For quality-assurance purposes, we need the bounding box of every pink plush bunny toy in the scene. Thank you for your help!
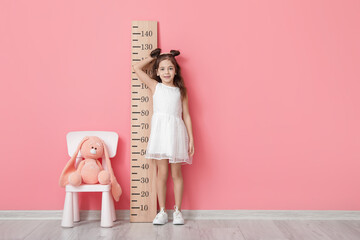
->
[59,136,122,202]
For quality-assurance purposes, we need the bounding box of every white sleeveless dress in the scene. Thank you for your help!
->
[145,83,192,164]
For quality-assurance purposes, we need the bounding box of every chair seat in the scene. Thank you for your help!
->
[65,184,111,192]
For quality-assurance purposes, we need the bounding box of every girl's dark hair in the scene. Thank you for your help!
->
[149,48,187,99]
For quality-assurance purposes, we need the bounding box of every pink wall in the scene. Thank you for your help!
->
[1,0,360,211]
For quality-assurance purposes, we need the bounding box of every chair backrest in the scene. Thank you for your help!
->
[66,131,119,169]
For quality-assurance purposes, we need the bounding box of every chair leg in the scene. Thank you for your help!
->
[110,197,116,222]
[101,191,113,227]
[62,192,74,227]
[73,192,80,222]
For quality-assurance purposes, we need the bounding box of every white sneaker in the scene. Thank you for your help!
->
[153,208,168,225]
[173,206,184,225]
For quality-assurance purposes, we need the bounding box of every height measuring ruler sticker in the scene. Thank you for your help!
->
[130,21,157,222]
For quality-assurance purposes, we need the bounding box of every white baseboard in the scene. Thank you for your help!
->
[1,210,360,220]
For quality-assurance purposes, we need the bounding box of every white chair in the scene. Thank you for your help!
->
[61,131,118,228]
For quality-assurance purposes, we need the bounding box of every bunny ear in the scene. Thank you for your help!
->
[59,137,88,187]
[170,50,180,57]
[150,48,161,58]
[101,139,122,202]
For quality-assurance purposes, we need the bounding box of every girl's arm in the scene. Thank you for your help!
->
[132,56,158,93]
[182,95,195,156]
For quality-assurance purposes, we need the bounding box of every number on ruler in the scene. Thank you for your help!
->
[141,191,149,197]
[141,163,149,169]
[141,110,149,116]
[141,177,149,183]
[141,137,149,143]
[144,69,153,75]
[141,44,153,50]
[141,96,149,102]
[141,31,153,37]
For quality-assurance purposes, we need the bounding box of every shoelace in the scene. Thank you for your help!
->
[174,206,182,217]
[155,210,166,220]
[173,210,182,219]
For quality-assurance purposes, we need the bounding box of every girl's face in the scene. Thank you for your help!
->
[157,59,176,85]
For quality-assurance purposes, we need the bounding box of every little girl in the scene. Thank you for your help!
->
[133,48,194,225]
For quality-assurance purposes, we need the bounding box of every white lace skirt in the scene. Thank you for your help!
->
[145,113,192,165]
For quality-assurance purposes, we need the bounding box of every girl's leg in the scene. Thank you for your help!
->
[156,159,169,211]
[170,163,183,210]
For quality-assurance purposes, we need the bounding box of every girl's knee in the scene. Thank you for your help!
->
[171,169,183,180]
[158,171,168,182]
[157,161,169,180]
[171,163,182,180]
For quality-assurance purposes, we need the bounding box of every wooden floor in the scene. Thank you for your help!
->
[1,219,360,240]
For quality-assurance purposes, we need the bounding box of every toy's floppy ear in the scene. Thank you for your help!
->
[102,139,122,202]
[59,136,89,187]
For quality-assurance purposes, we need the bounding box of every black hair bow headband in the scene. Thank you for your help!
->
[150,48,180,58]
